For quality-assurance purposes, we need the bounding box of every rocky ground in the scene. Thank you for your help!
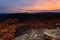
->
[14,28,60,40]
[0,13,60,40]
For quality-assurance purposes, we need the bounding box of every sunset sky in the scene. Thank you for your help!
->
[0,0,60,13]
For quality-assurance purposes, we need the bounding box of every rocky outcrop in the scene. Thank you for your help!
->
[0,15,60,40]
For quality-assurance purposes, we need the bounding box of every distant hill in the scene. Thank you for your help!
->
[0,12,60,21]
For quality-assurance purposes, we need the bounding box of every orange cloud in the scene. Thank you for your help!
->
[11,0,60,12]
[21,0,60,11]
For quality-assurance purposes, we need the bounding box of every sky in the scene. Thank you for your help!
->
[0,0,60,13]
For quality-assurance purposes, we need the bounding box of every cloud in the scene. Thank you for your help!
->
[0,0,36,13]
[0,0,60,13]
